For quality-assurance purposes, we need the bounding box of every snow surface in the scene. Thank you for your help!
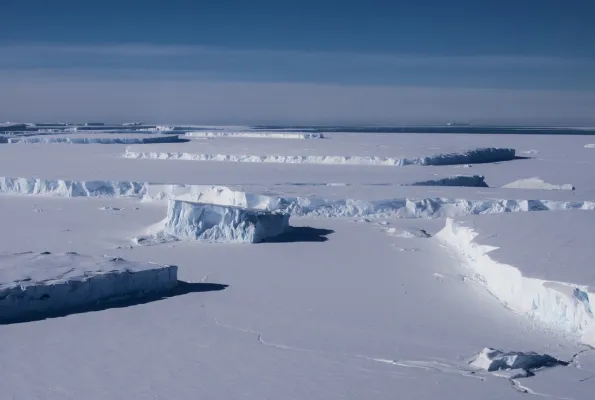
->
[124,146,516,166]
[0,252,177,322]
[1,129,594,399]
[185,131,325,139]
[503,177,574,190]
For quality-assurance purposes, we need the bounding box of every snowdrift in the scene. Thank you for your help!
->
[5,135,182,144]
[0,252,177,322]
[146,200,290,243]
[437,219,595,346]
[124,147,515,167]
[185,131,325,139]
[503,178,574,191]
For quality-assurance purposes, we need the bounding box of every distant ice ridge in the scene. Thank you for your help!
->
[503,177,574,191]
[0,177,147,198]
[584,144,595,148]
[185,131,324,139]
[147,125,175,132]
[2,177,594,219]
[5,135,182,144]
[124,147,516,167]
[437,219,595,346]
[141,200,290,243]
[0,252,177,322]
[409,175,488,187]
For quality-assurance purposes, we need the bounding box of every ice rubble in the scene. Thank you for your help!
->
[502,178,574,191]
[147,125,175,132]
[124,147,516,167]
[185,131,325,139]
[470,348,567,378]
[146,200,290,243]
[5,135,182,144]
[437,219,595,346]
[0,252,177,322]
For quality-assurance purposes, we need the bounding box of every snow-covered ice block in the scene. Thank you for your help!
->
[6,135,182,144]
[124,147,516,167]
[502,177,574,190]
[470,348,567,375]
[0,252,177,322]
[409,175,488,187]
[185,131,325,139]
[160,200,290,243]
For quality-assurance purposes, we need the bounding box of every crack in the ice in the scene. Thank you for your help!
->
[211,316,316,355]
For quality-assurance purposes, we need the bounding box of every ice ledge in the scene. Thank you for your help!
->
[436,218,595,346]
[124,147,516,167]
[0,252,177,322]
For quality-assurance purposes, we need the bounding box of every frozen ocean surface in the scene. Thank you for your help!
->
[1,126,594,399]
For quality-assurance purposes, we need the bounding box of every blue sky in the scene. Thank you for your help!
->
[2,0,594,124]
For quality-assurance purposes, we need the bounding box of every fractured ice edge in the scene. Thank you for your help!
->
[437,219,595,346]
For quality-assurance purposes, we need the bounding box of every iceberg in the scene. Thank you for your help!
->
[153,200,290,243]
[0,252,177,322]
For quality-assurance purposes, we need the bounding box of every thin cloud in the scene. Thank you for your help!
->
[0,43,589,68]
[1,74,594,125]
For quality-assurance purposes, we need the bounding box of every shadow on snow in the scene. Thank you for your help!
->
[262,226,334,243]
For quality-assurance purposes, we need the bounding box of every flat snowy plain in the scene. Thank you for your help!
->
[1,126,594,399]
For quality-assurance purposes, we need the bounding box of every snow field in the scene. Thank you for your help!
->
[0,252,177,322]
[437,218,595,346]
